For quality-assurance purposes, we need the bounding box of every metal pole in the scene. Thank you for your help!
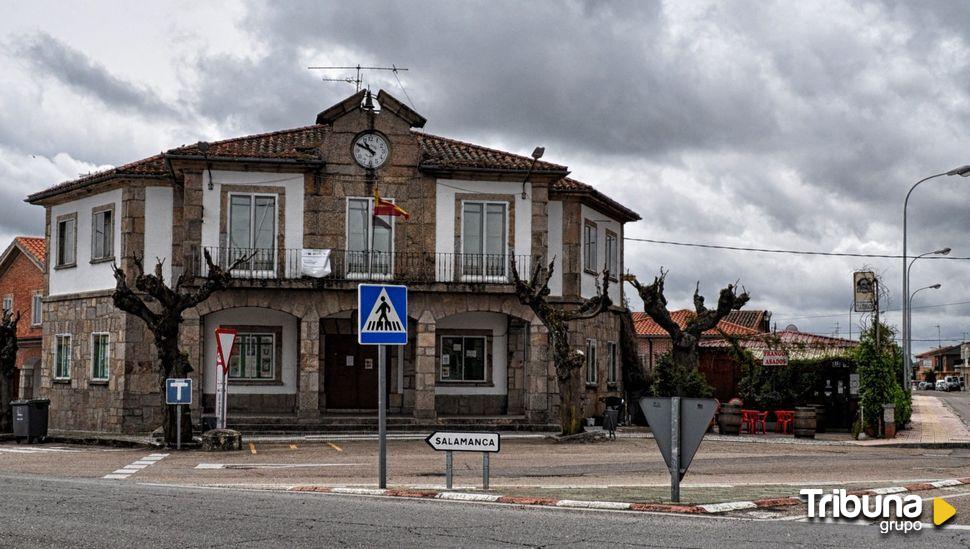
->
[176,404,182,451]
[378,344,387,489]
[670,396,681,503]
[483,452,489,491]
[446,451,453,490]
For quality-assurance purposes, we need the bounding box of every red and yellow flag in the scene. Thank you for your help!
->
[373,188,410,220]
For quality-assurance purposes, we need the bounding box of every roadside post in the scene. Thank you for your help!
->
[214,328,238,430]
[639,397,716,503]
[358,283,408,489]
[165,377,192,450]
[425,431,500,490]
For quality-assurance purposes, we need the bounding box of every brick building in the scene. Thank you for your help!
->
[915,344,965,385]
[0,237,46,399]
[26,90,639,434]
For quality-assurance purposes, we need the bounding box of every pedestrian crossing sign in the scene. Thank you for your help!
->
[358,284,408,345]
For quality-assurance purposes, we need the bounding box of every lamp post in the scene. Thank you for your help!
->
[904,248,950,385]
[902,166,970,391]
[909,283,941,388]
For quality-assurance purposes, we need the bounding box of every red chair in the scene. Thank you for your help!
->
[752,411,768,434]
[741,409,758,434]
[774,410,794,434]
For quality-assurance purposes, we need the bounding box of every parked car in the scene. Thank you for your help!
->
[936,379,950,391]
[945,376,962,391]
[918,381,933,391]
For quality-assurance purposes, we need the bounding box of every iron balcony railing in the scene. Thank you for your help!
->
[189,246,538,285]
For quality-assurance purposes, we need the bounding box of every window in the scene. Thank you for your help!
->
[31,293,42,326]
[91,333,109,381]
[91,208,114,261]
[2,295,11,313]
[462,201,508,278]
[228,194,277,272]
[607,342,618,384]
[605,230,618,278]
[585,339,597,384]
[440,335,487,382]
[583,221,598,273]
[346,197,393,276]
[54,335,72,380]
[228,333,276,380]
[57,217,77,267]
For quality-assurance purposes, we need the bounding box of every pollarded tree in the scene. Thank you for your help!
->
[112,251,246,446]
[629,269,749,396]
[0,310,20,433]
[512,259,612,436]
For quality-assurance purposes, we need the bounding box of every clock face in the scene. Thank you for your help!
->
[352,132,390,169]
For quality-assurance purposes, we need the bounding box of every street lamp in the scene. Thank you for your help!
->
[908,283,941,388]
[902,166,970,391]
[904,248,950,384]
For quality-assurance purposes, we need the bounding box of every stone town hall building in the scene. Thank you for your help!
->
[27,90,639,434]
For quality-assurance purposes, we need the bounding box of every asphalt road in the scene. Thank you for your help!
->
[927,388,970,428]
[1,474,967,548]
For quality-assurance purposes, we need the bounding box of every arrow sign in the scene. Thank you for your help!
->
[425,431,501,453]
[215,328,238,374]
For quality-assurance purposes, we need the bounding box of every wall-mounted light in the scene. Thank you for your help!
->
[521,146,544,199]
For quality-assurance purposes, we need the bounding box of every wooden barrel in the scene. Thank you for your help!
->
[718,403,742,435]
[794,407,817,438]
[812,404,827,433]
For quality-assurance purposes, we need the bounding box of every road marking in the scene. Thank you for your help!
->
[289,444,298,450]
[327,442,343,452]
[0,446,81,454]
[194,463,362,470]
[700,501,758,513]
[103,453,169,480]
[249,443,257,455]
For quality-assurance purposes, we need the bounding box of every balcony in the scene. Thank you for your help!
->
[187,246,538,286]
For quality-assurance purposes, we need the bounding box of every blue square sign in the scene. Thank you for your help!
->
[358,284,408,345]
[165,378,192,405]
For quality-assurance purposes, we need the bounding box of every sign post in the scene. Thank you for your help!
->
[358,284,408,489]
[639,397,716,503]
[425,431,501,490]
[214,328,238,430]
[165,378,192,450]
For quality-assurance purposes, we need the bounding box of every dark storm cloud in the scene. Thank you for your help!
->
[12,32,179,119]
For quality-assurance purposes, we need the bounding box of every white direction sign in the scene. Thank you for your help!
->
[425,431,501,453]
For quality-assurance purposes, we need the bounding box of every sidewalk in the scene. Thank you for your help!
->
[855,394,970,447]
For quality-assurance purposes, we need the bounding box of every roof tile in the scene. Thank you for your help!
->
[632,310,762,337]
[16,236,46,264]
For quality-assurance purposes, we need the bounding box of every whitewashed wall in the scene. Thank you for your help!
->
[144,186,173,282]
[201,171,305,251]
[435,311,508,396]
[580,204,622,304]
[49,188,122,296]
[547,200,564,296]
[203,307,298,395]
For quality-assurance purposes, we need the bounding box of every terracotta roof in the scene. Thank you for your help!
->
[413,131,567,173]
[16,237,45,264]
[915,344,964,358]
[165,125,329,161]
[632,310,762,337]
[552,177,592,191]
[723,310,768,332]
[700,329,858,360]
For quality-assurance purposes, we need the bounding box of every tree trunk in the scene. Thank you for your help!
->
[558,369,585,436]
[0,368,14,433]
[155,325,193,446]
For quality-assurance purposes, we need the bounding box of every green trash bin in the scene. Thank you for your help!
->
[11,399,50,444]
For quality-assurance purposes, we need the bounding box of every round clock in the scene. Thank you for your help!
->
[352,132,390,169]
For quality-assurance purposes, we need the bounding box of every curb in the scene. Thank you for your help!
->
[285,476,970,515]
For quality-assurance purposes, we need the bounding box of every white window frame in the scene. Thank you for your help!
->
[228,332,277,381]
[91,208,114,261]
[226,192,279,276]
[344,197,396,280]
[607,341,618,384]
[459,200,510,282]
[31,292,42,326]
[54,334,72,380]
[605,230,618,278]
[585,338,598,385]
[56,217,77,267]
[438,334,488,383]
[90,332,110,381]
[2,295,11,313]
[583,220,598,273]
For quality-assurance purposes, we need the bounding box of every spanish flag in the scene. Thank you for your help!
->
[373,188,410,220]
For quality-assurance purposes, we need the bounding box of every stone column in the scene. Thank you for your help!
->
[298,317,320,420]
[525,322,552,424]
[413,310,437,419]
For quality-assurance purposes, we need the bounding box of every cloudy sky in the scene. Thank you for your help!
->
[2,1,969,353]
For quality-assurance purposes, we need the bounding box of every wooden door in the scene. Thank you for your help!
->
[323,334,386,410]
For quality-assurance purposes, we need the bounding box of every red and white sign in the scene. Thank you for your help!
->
[762,350,789,366]
[215,328,237,374]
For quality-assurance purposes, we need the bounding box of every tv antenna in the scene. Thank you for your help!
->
[308,64,409,92]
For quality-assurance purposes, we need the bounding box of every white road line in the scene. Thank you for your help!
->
[103,453,169,480]
[437,493,502,503]
[194,463,361,470]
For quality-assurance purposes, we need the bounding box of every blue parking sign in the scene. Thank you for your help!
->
[165,378,192,405]
[358,284,408,345]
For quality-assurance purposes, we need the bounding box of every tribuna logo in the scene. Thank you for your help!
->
[802,489,923,534]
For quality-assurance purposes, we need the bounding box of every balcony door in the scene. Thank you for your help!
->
[228,193,277,274]
[346,197,393,279]
[461,201,508,280]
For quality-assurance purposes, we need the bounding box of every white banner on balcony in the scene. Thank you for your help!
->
[301,249,332,278]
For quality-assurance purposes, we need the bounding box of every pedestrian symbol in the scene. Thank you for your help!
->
[358,284,408,345]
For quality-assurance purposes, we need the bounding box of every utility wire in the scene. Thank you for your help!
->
[391,65,416,111]
[774,299,970,321]
[624,236,970,260]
